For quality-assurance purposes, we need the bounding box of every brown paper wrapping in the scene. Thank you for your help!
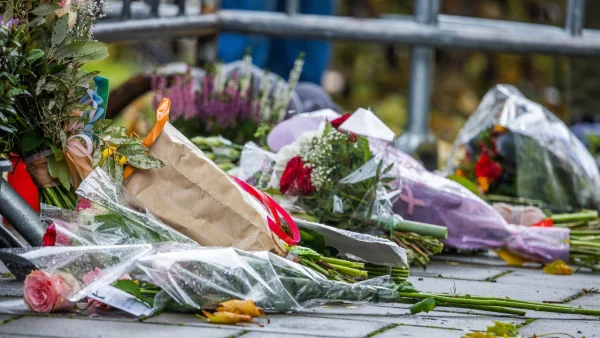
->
[125,123,285,255]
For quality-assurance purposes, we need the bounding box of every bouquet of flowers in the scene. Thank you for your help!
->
[238,110,447,267]
[449,84,600,213]
[0,0,162,209]
[151,54,304,144]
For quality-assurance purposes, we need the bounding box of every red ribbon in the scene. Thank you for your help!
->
[230,176,301,246]
[531,219,553,227]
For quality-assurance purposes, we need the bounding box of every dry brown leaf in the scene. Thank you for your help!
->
[200,310,254,325]
[543,260,573,275]
[216,300,265,317]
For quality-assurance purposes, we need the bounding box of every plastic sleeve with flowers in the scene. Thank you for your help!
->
[446,84,600,213]
[38,167,195,247]
[368,139,571,264]
[135,247,400,313]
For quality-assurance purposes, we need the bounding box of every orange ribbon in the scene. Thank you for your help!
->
[123,98,171,180]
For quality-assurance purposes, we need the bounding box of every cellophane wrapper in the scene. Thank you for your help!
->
[446,84,600,212]
[40,168,194,246]
[239,122,570,264]
[0,244,400,314]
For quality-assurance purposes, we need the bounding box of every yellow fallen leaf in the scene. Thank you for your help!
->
[216,300,265,317]
[494,249,526,267]
[543,260,573,275]
[200,310,254,325]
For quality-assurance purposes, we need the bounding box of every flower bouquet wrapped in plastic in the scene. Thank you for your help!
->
[447,84,600,213]
[260,108,580,266]
[239,110,448,267]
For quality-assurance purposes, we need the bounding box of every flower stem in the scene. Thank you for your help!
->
[552,211,598,224]
[320,257,365,269]
[392,219,448,239]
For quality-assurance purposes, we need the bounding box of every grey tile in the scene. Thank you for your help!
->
[519,319,600,338]
[374,325,462,338]
[242,333,330,338]
[0,316,241,338]
[567,292,600,308]
[495,268,600,290]
[411,261,510,281]
[147,312,389,337]
[0,281,23,298]
[299,312,524,332]
[408,276,577,303]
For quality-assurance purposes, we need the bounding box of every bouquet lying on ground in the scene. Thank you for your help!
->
[238,109,448,267]
[151,54,304,145]
[0,0,162,209]
[11,243,600,322]
[258,107,598,269]
[449,84,600,213]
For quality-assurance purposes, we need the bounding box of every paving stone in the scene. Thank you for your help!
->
[433,253,541,268]
[147,312,389,337]
[411,261,510,281]
[242,333,330,338]
[0,280,23,298]
[0,314,17,324]
[374,324,463,338]
[301,312,524,332]
[0,316,241,338]
[567,292,600,308]
[495,268,600,290]
[519,319,600,337]
[409,276,577,303]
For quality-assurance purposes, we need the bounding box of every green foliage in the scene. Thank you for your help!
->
[486,322,519,336]
[112,280,158,308]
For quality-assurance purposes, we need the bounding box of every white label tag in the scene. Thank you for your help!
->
[333,195,344,213]
[88,285,153,317]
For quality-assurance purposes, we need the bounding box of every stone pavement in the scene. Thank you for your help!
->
[0,252,598,338]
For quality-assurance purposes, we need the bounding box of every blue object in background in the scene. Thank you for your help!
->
[218,0,335,84]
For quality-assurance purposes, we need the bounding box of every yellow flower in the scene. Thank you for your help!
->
[102,147,114,158]
[455,169,466,178]
[477,176,490,192]
[493,125,505,133]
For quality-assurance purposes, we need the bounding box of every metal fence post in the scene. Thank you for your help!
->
[197,0,221,66]
[394,0,440,170]
[566,0,586,36]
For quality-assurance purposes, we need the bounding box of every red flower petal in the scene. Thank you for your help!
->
[474,154,502,181]
[42,224,56,247]
[279,156,314,196]
[330,114,351,130]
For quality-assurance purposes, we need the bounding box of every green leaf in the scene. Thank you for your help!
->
[30,3,62,16]
[126,154,163,170]
[288,245,321,258]
[486,322,519,336]
[21,129,44,152]
[114,160,124,185]
[50,144,64,161]
[47,155,71,190]
[103,125,127,136]
[446,175,482,197]
[117,143,146,157]
[92,148,103,167]
[29,17,46,27]
[101,155,117,180]
[52,13,69,47]
[26,49,45,63]
[112,280,141,298]
[55,41,109,62]
[409,297,435,314]
[77,71,99,87]
[93,119,113,131]
[6,88,27,97]
[396,281,418,293]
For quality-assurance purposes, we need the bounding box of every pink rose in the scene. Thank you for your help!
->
[23,270,80,313]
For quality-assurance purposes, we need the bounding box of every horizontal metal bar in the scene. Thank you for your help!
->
[93,9,600,56]
[93,14,218,43]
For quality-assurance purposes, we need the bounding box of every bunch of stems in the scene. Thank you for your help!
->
[397,291,600,317]
[299,256,409,284]
[385,231,444,267]
[40,185,77,210]
[552,210,600,270]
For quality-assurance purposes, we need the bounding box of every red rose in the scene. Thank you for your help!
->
[474,154,502,181]
[280,156,314,195]
[330,114,351,130]
[42,224,56,247]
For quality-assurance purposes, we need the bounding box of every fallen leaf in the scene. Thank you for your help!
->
[494,249,526,266]
[486,321,519,336]
[200,310,255,325]
[447,261,461,266]
[345,306,358,309]
[543,260,573,275]
[409,297,436,314]
[216,300,265,317]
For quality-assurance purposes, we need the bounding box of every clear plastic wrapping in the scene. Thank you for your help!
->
[447,84,600,212]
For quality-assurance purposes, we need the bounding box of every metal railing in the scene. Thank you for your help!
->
[93,0,594,168]
[0,0,596,248]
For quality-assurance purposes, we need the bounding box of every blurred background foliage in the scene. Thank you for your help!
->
[92,0,581,150]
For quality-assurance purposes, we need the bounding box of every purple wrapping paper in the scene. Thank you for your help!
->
[265,116,571,264]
